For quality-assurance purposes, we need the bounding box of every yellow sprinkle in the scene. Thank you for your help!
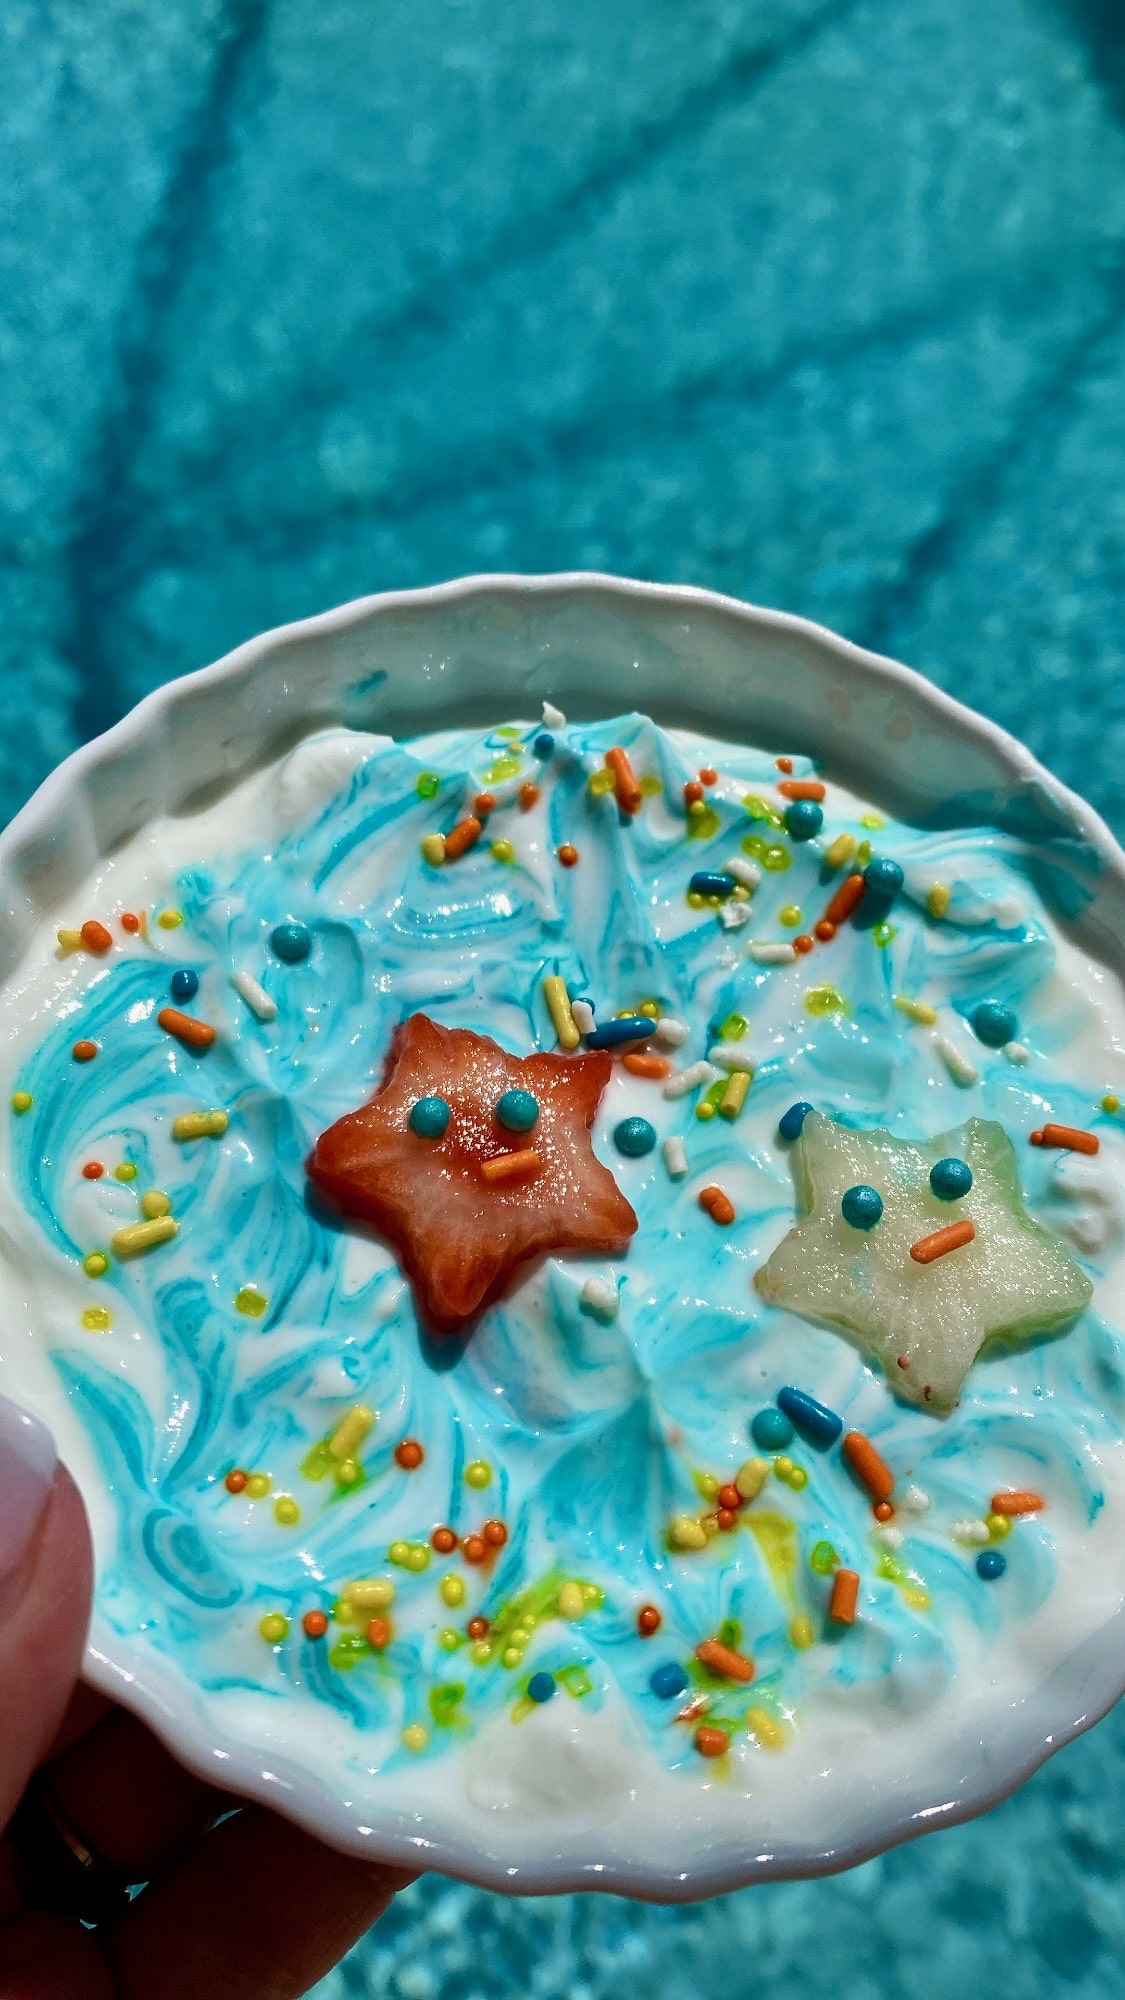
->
[328,1403,376,1462]
[558,1580,586,1621]
[245,1472,271,1499]
[470,1641,493,1666]
[83,1251,109,1278]
[902,1586,931,1611]
[640,774,662,796]
[502,1646,523,1668]
[235,1285,268,1318]
[81,1306,112,1332]
[140,1190,171,1219]
[274,1496,300,1526]
[405,1544,430,1573]
[1102,1093,1120,1114]
[927,882,951,919]
[638,1000,661,1019]
[734,1457,768,1502]
[335,1456,361,1487]
[113,1162,137,1183]
[440,1573,466,1608]
[259,1612,288,1644]
[788,1465,808,1491]
[789,1614,815,1650]
[894,995,939,1026]
[389,1540,411,1566]
[333,1597,357,1625]
[111,1215,178,1258]
[347,1577,395,1611]
[587,767,616,797]
[687,890,705,908]
[695,1101,716,1120]
[420,832,446,866]
[859,813,884,830]
[779,905,801,928]
[581,1581,603,1608]
[10,1091,32,1114]
[172,1109,228,1141]
[804,984,847,1018]
[439,1627,462,1652]
[402,1724,429,1753]
[773,1455,794,1479]
[669,1515,708,1551]
[490,839,516,864]
[824,832,856,871]
[542,975,580,1051]
[986,1512,1013,1541]
[56,928,84,953]
[156,909,183,930]
[465,1458,492,1490]
[746,1706,786,1750]
[719,1070,750,1120]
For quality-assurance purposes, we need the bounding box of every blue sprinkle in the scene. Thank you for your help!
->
[688,870,736,898]
[585,1016,654,1049]
[409,1095,451,1138]
[649,1661,688,1700]
[784,799,823,841]
[976,1549,1007,1581]
[972,999,1017,1047]
[527,1670,557,1703]
[751,1407,794,1451]
[170,968,199,1002]
[533,733,555,759]
[862,857,905,898]
[614,1116,657,1157]
[777,1385,843,1448]
[270,922,312,963]
[930,1156,973,1201]
[778,1100,813,1141]
[841,1183,884,1230]
[496,1088,539,1133]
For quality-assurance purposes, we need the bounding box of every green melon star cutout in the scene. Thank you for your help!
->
[755,1113,1091,1411]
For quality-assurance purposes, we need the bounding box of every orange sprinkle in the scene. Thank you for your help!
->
[777,779,826,801]
[1032,1122,1099,1155]
[394,1439,424,1470]
[717,1508,737,1531]
[717,1484,742,1512]
[557,843,579,867]
[823,872,866,927]
[443,815,483,861]
[519,781,540,811]
[622,1051,670,1079]
[793,934,815,954]
[990,1490,1045,1516]
[482,1518,507,1547]
[683,781,704,808]
[302,1610,328,1640]
[675,1695,711,1724]
[873,1500,895,1522]
[776,756,794,774]
[473,792,496,816]
[814,919,837,942]
[699,1185,736,1226]
[694,1725,730,1759]
[829,1567,859,1625]
[466,1615,489,1639]
[431,1526,458,1553]
[224,1469,247,1494]
[480,1146,541,1184]
[843,1430,895,1502]
[698,766,718,786]
[462,1535,487,1565]
[157,1006,216,1049]
[72,1040,98,1063]
[696,1638,755,1683]
[80,919,113,954]
[909,1218,976,1264]
[120,912,141,934]
[81,1161,104,1180]
[637,1604,661,1636]
[366,1616,392,1650]
[605,746,643,814]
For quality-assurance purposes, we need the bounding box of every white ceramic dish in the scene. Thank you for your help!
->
[2,573,1124,1901]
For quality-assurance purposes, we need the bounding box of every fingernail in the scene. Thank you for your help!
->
[0,1394,56,1579]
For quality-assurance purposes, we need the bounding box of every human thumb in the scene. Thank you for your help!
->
[0,1400,92,1828]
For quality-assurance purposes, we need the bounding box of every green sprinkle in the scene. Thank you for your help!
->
[804,985,847,1017]
[856,839,872,865]
[494,725,521,738]
[486,756,521,784]
[860,812,884,830]
[429,1681,466,1726]
[873,920,897,948]
[438,1626,464,1652]
[762,843,791,872]
[329,1631,371,1671]
[742,794,785,829]
[557,1663,594,1698]
[490,839,516,864]
[235,1285,268,1318]
[416,771,441,799]
[687,807,721,841]
[810,1540,840,1576]
[719,1013,749,1041]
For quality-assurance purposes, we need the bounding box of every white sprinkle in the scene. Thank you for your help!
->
[652,1016,688,1049]
[571,1000,596,1035]
[718,901,752,931]
[876,1525,904,1551]
[232,969,277,1022]
[933,1034,978,1086]
[707,1044,754,1073]
[901,1484,930,1514]
[992,896,1024,930]
[663,1060,719,1100]
[542,700,566,730]
[663,1135,688,1179]
[1004,1040,1030,1066]
[951,1517,990,1545]
[748,941,798,965]
[724,854,761,891]
[580,1276,619,1319]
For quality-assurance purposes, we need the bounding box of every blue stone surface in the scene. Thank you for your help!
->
[5,4,1125,1992]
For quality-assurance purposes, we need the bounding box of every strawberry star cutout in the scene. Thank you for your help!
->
[307,1013,638,1332]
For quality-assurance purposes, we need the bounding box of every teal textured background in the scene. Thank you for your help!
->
[4,3,1125,1993]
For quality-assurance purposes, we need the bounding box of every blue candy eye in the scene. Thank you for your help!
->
[410,1096,451,1138]
[270,922,312,963]
[841,1184,883,1230]
[170,968,199,1002]
[495,1089,539,1133]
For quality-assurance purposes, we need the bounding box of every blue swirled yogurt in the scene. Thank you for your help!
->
[2,708,1125,1880]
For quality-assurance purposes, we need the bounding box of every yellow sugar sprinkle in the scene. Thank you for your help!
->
[113,1162,137,1183]
[859,813,884,830]
[111,1216,177,1258]
[81,1306,112,1332]
[83,1251,109,1278]
[490,839,516,863]
[746,1706,786,1750]
[894,995,939,1025]
[440,1574,466,1608]
[789,1614,815,1649]
[328,1404,375,1461]
[558,1580,586,1621]
[347,1578,395,1611]
[587,767,616,797]
[10,1091,31,1114]
[402,1724,428,1752]
[274,1496,300,1526]
[1102,1093,1120,1114]
[823,832,856,871]
[259,1612,288,1644]
[235,1284,268,1318]
[156,909,183,930]
[464,1458,492,1489]
[173,1109,228,1141]
[245,1472,271,1499]
[56,927,84,952]
[420,833,446,866]
[542,975,579,1050]
[141,1190,171,1219]
[719,1070,750,1119]
[927,882,951,919]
